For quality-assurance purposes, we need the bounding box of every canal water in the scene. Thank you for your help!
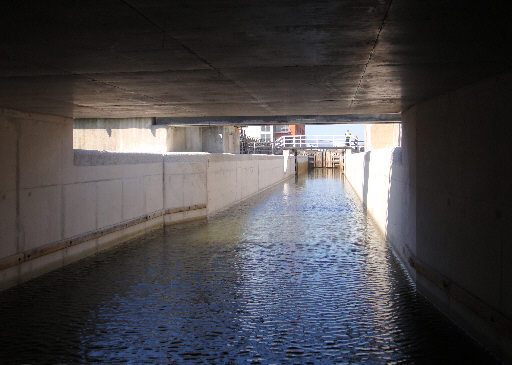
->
[0,169,496,363]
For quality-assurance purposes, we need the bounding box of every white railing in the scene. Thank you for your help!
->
[275,135,363,149]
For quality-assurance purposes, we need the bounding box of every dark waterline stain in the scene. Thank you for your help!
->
[0,169,496,363]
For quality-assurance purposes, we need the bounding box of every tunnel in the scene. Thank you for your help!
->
[1,0,510,362]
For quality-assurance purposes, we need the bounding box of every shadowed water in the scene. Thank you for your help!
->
[0,169,496,363]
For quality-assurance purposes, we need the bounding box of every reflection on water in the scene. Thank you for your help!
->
[0,169,495,363]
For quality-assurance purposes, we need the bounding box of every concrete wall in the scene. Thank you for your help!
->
[73,118,168,153]
[167,126,203,152]
[364,123,401,151]
[0,109,293,291]
[207,154,294,214]
[201,126,240,154]
[74,120,239,154]
[345,73,511,360]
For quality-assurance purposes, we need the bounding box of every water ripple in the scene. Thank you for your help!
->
[0,169,496,363]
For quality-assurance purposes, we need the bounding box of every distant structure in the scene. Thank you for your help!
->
[242,124,305,142]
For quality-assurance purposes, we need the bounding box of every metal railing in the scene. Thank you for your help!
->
[240,140,276,154]
[240,135,364,154]
[275,135,364,150]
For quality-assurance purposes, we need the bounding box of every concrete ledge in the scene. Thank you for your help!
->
[0,204,207,272]
[74,150,288,167]
[404,249,512,360]
[207,153,286,162]
[387,235,512,360]
[163,153,209,163]
[165,207,207,225]
[0,204,208,291]
[0,216,164,291]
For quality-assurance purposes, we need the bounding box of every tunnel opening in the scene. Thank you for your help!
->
[2,0,511,361]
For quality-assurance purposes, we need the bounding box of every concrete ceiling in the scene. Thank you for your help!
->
[1,1,510,121]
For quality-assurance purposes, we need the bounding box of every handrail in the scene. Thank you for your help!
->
[240,135,364,154]
[275,135,364,149]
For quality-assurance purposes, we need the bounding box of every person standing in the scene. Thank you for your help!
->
[353,135,359,152]
[345,129,351,146]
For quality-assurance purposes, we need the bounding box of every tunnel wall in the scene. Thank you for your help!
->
[345,73,511,360]
[408,73,511,359]
[0,109,294,291]
[344,146,415,258]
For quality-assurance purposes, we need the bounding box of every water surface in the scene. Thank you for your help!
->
[0,169,495,363]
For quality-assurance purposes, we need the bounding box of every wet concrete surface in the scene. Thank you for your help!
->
[0,169,497,363]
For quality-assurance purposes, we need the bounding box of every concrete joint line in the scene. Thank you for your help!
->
[350,0,393,107]
[162,159,166,230]
[121,0,219,75]
[15,121,21,253]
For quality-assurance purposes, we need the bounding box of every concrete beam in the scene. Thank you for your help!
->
[155,114,401,126]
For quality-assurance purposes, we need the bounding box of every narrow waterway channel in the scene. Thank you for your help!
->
[0,169,495,363]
